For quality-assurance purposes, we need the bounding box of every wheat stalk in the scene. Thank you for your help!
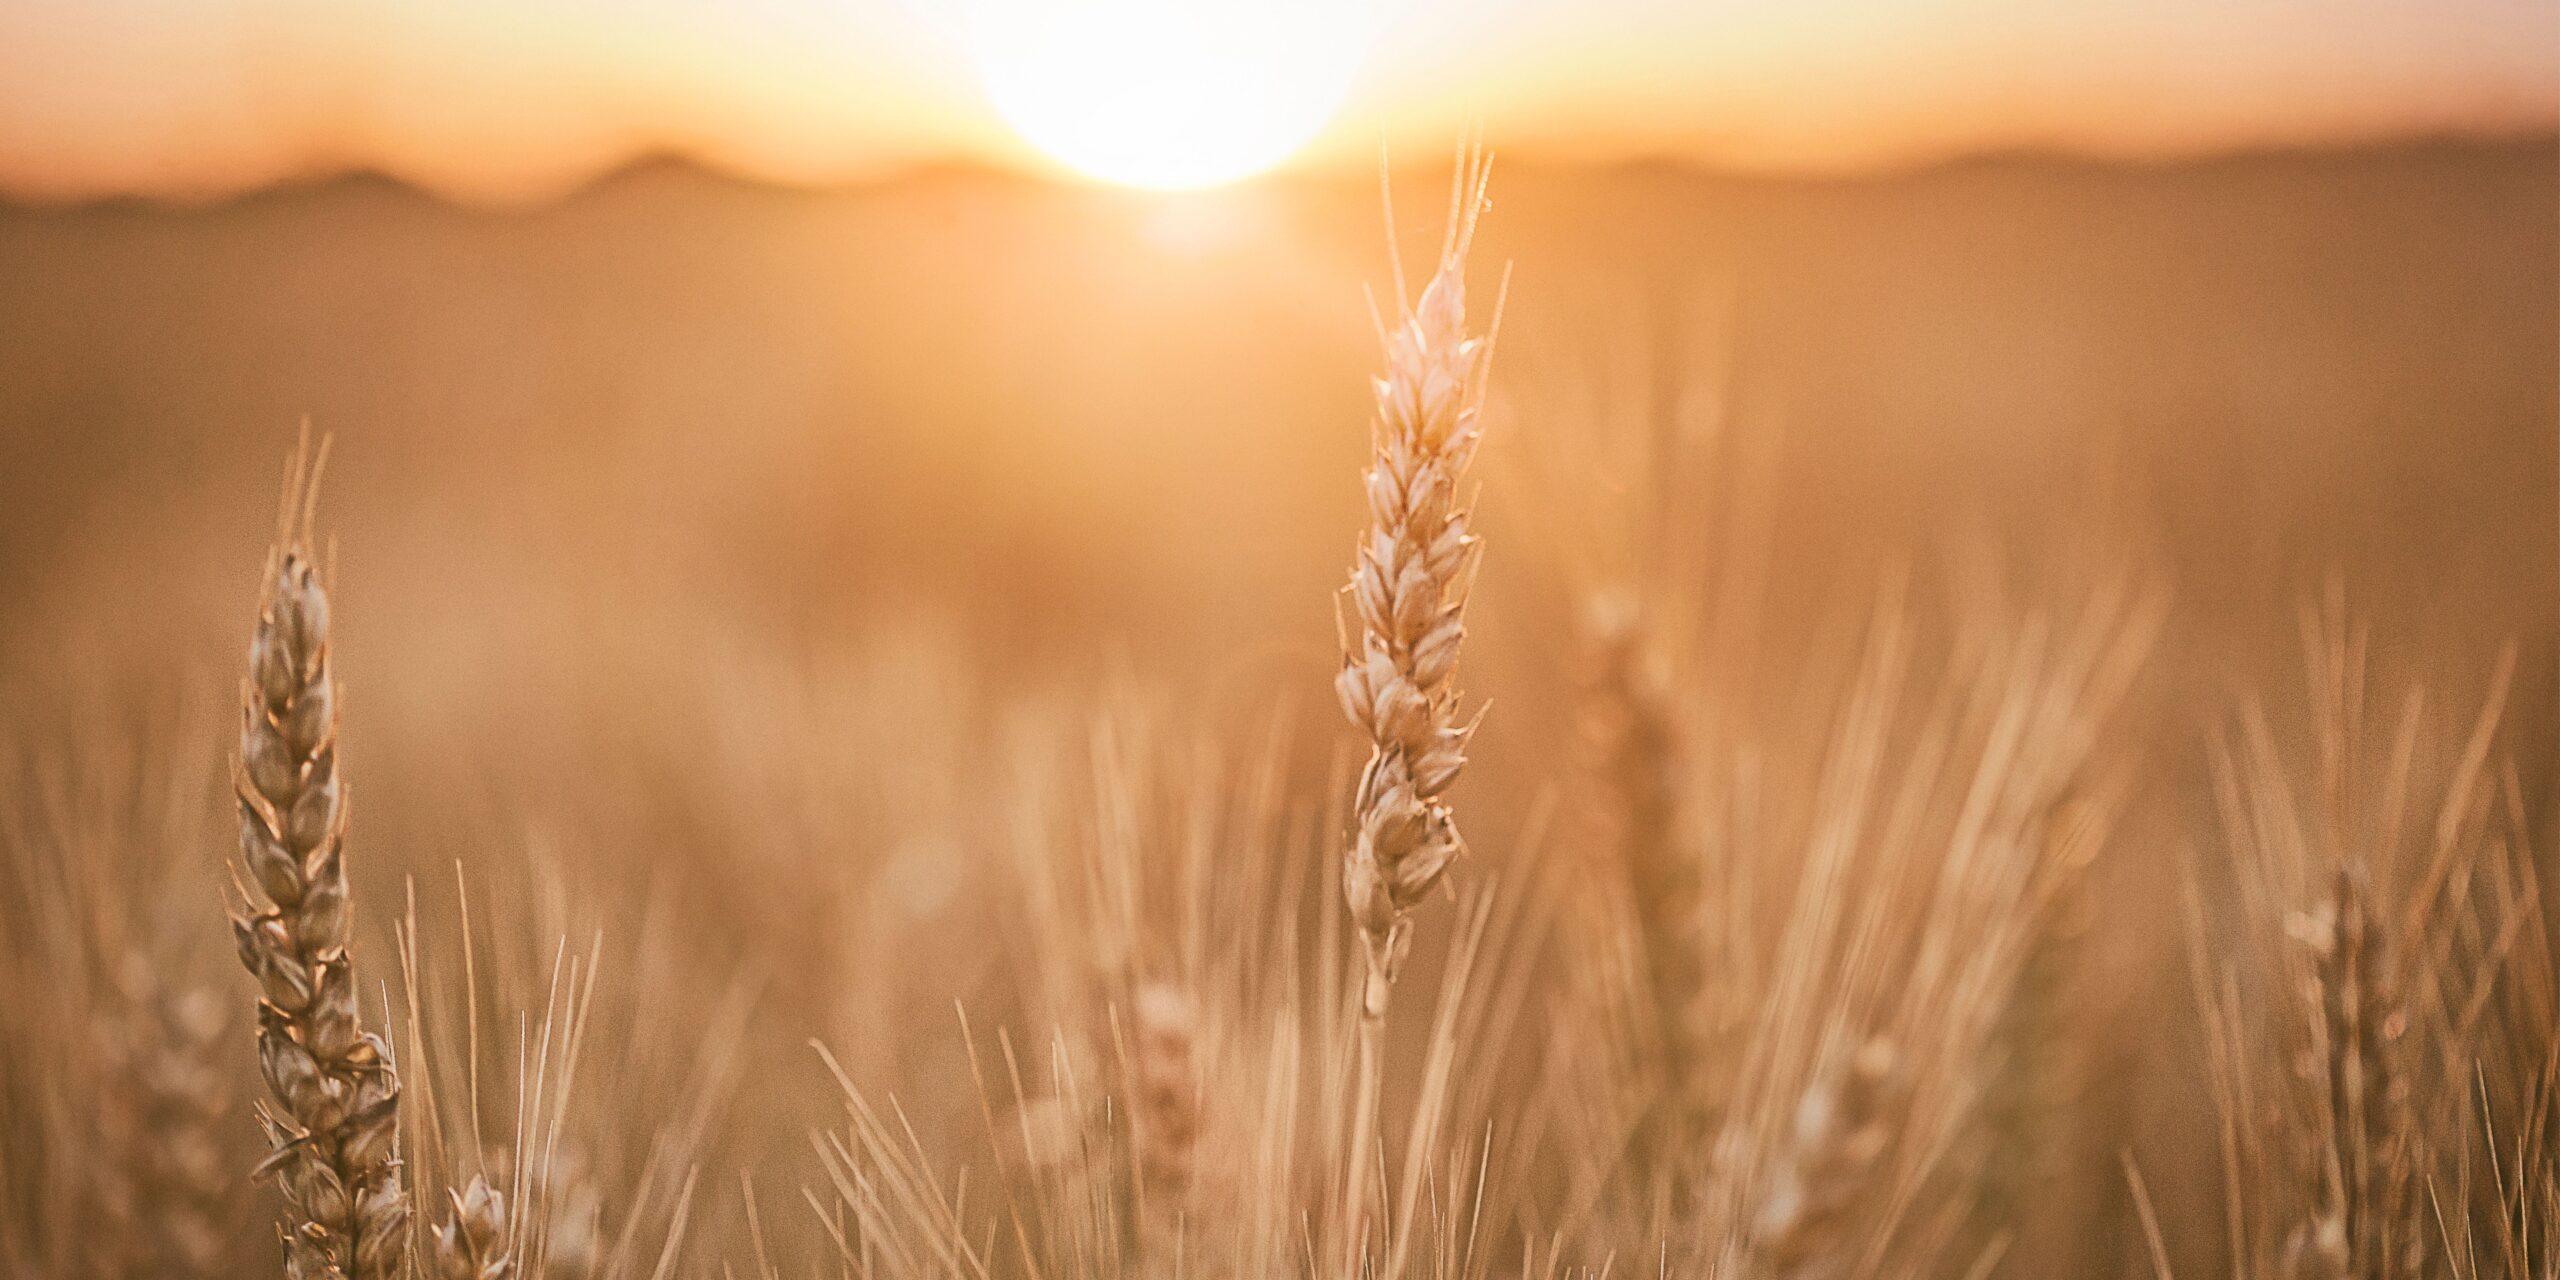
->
[428,1176,516,1280]
[120,967,234,1280]
[95,962,233,1280]
[1334,156,1499,1024]
[1972,793,2104,1264]
[2285,865,2421,1280]
[2192,607,2535,1280]
[1331,156,1499,1277]
[1576,592,1704,1100]
[227,451,410,1280]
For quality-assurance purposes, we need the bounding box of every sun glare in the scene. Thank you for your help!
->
[953,0,1377,189]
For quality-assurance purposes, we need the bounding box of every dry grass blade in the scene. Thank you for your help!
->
[226,445,411,1279]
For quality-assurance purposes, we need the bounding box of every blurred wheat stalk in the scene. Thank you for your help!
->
[2184,599,2556,1280]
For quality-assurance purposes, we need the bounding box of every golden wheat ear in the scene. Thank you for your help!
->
[428,1176,516,1280]
[228,437,412,1279]
[1574,592,1705,1099]
[92,959,236,1280]
[1333,151,1500,1278]
[1748,1037,1906,1280]
[1125,978,1201,1279]
[1336,149,1498,1026]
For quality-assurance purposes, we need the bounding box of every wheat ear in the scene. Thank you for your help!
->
[1334,158,1498,1023]
[1129,980,1200,1277]
[137,978,233,1279]
[533,1147,604,1280]
[1975,793,2105,1250]
[228,462,410,1280]
[1751,1038,1904,1280]
[2287,865,2420,1279]
[91,961,233,1280]
[1577,593,1703,1093]
[428,1177,516,1280]
[1331,156,1497,1278]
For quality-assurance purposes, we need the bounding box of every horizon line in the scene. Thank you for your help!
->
[5,121,2550,215]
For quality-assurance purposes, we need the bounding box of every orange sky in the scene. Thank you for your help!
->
[0,0,2551,202]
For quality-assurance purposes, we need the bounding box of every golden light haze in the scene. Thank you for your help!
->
[0,0,2551,201]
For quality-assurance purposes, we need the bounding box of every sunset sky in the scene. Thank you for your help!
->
[1,0,2552,201]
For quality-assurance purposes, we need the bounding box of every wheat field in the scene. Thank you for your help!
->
[0,141,2553,1279]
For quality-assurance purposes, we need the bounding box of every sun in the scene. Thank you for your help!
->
[953,0,1378,190]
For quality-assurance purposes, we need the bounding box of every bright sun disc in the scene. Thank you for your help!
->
[957,0,1376,189]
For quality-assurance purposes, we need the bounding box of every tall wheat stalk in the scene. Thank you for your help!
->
[2287,864,2421,1279]
[1576,593,1707,1108]
[2190,598,2547,1280]
[1336,157,1499,1024]
[1332,154,1500,1274]
[94,961,234,1280]
[227,448,411,1279]
[1556,575,2158,1277]
[0,691,240,1279]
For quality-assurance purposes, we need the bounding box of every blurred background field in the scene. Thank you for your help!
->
[0,135,2552,1275]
